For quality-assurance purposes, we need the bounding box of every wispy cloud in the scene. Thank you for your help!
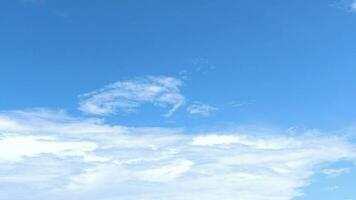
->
[192,57,216,72]
[352,1,356,11]
[187,103,218,117]
[322,167,351,177]
[325,185,340,191]
[228,101,246,107]
[78,76,185,117]
[0,109,355,200]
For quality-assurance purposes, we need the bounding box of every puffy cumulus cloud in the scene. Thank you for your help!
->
[0,109,355,200]
[78,76,185,117]
[187,103,218,117]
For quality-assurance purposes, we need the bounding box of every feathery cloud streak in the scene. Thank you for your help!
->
[187,103,218,117]
[79,76,185,117]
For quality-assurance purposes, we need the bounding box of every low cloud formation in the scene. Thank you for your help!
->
[79,76,185,117]
[0,109,355,200]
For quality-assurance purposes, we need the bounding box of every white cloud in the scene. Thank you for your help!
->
[0,109,355,200]
[322,167,351,177]
[133,159,194,183]
[325,185,339,191]
[192,134,241,146]
[78,76,185,117]
[0,135,97,163]
[191,134,301,149]
[187,103,218,117]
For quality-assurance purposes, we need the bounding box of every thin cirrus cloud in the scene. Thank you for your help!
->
[352,1,356,11]
[187,103,218,117]
[322,167,351,177]
[78,76,185,117]
[0,109,356,200]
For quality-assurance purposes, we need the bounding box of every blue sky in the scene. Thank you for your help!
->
[1,0,356,200]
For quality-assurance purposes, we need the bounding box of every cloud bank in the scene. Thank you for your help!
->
[1,76,355,200]
[0,109,355,200]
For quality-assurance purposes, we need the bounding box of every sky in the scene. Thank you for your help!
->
[0,0,356,200]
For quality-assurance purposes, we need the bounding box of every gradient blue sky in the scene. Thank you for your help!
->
[1,1,356,200]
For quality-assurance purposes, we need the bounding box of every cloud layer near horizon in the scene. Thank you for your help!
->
[0,109,355,200]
